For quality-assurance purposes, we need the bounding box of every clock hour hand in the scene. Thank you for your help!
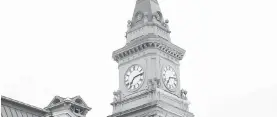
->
[169,77,176,80]
[167,77,176,85]
[130,72,144,85]
[166,77,171,85]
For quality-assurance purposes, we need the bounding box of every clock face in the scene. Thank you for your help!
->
[162,66,178,90]
[124,65,144,90]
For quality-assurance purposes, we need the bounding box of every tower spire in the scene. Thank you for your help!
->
[126,0,171,43]
[109,1,194,117]
[132,0,162,23]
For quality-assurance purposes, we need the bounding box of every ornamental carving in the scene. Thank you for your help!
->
[113,90,122,102]
[147,78,161,90]
[127,20,132,29]
[143,12,149,23]
[135,12,144,22]
[147,79,155,90]
[153,11,162,22]
[154,77,161,88]
[180,89,187,100]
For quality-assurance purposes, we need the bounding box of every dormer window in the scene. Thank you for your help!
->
[46,96,90,117]
[75,99,82,104]
[71,106,84,115]
[53,99,60,104]
[74,108,80,113]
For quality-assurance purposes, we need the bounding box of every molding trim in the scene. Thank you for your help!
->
[108,100,193,117]
[110,88,191,116]
[112,37,185,63]
[108,101,158,117]
[127,22,170,34]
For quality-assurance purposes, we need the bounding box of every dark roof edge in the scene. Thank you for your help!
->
[1,95,49,113]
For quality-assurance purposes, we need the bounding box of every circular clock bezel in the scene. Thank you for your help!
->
[161,65,178,91]
[124,64,145,92]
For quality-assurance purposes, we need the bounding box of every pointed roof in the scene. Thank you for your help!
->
[132,0,163,22]
[126,0,171,43]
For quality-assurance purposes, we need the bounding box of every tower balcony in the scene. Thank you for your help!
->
[109,88,192,117]
[126,22,171,43]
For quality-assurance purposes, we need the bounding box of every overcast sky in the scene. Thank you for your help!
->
[1,0,277,117]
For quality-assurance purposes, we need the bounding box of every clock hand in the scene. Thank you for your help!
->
[166,77,171,85]
[169,77,176,80]
[167,77,176,85]
[130,72,144,85]
[131,72,143,85]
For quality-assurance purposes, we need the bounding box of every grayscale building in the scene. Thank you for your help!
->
[2,0,194,117]
[1,96,91,117]
[109,0,194,117]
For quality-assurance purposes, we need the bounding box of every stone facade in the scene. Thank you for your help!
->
[109,0,194,117]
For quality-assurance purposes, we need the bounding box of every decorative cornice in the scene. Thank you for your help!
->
[110,88,190,112]
[111,89,154,106]
[126,22,171,42]
[155,101,194,117]
[109,99,193,117]
[112,36,185,62]
[108,101,158,117]
[127,21,170,34]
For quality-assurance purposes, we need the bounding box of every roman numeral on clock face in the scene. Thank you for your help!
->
[162,65,178,91]
[124,65,144,91]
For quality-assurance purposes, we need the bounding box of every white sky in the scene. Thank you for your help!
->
[1,0,277,117]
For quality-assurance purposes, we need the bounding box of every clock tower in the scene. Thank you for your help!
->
[109,0,194,117]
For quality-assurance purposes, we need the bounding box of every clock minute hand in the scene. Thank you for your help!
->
[130,72,144,85]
